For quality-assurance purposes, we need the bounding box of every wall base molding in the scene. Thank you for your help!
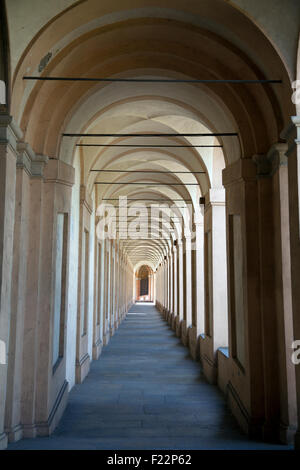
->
[0,432,8,450]
[22,424,37,439]
[175,316,181,337]
[200,353,217,384]
[227,381,263,439]
[5,424,23,443]
[92,338,103,360]
[76,353,90,383]
[36,380,69,437]
[188,326,200,361]
[180,320,189,346]
[103,330,110,346]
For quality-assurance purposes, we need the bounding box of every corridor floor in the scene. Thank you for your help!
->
[8,303,290,450]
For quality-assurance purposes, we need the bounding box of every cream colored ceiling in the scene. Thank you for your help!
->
[5,0,299,269]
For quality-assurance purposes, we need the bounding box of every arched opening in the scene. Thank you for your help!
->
[135,265,154,302]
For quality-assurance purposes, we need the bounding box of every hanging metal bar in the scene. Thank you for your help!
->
[95,182,200,185]
[64,132,237,137]
[91,169,205,174]
[23,76,282,84]
[102,198,192,201]
[78,144,222,148]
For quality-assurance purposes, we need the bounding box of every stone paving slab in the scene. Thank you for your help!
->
[8,303,291,450]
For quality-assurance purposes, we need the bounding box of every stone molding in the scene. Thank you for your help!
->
[17,142,48,177]
[204,188,225,208]
[80,185,93,214]
[44,159,75,186]
[222,158,257,187]
[281,115,300,156]
[266,143,288,175]
[0,112,23,152]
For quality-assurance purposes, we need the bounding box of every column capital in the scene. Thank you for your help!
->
[204,188,225,206]
[280,115,300,156]
[0,112,23,153]
[252,154,271,178]
[16,142,48,178]
[222,158,257,187]
[267,143,288,174]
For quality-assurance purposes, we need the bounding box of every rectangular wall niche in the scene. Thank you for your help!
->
[204,230,213,336]
[52,213,68,368]
[80,229,89,336]
[229,214,245,369]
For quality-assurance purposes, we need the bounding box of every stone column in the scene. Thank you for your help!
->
[110,240,115,336]
[175,239,183,337]
[171,243,177,330]
[282,117,300,449]
[188,217,205,360]
[114,242,119,329]
[267,143,297,443]
[0,114,21,449]
[4,143,47,443]
[20,162,46,439]
[92,232,102,360]
[222,158,265,438]
[181,234,192,346]
[167,252,173,323]
[199,189,228,381]
[76,185,92,383]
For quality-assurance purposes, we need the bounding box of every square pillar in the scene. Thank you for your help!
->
[76,185,92,383]
[282,117,300,449]
[222,158,265,438]
[0,114,20,449]
[199,189,228,382]
[189,217,205,361]
[181,235,192,346]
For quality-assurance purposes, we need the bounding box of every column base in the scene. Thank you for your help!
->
[0,432,8,450]
[188,326,200,360]
[180,320,189,346]
[92,339,103,360]
[167,311,173,325]
[110,325,115,337]
[170,313,177,331]
[227,381,263,439]
[76,353,90,384]
[36,380,69,437]
[163,308,169,320]
[6,424,23,443]
[22,424,37,439]
[294,430,300,449]
[201,355,217,384]
[103,330,110,346]
[175,316,182,337]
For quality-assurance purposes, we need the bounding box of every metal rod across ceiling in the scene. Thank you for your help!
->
[64,132,237,137]
[77,144,222,148]
[91,169,205,174]
[23,76,282,84]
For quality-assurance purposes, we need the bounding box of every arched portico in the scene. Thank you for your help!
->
[0,0,299,451]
